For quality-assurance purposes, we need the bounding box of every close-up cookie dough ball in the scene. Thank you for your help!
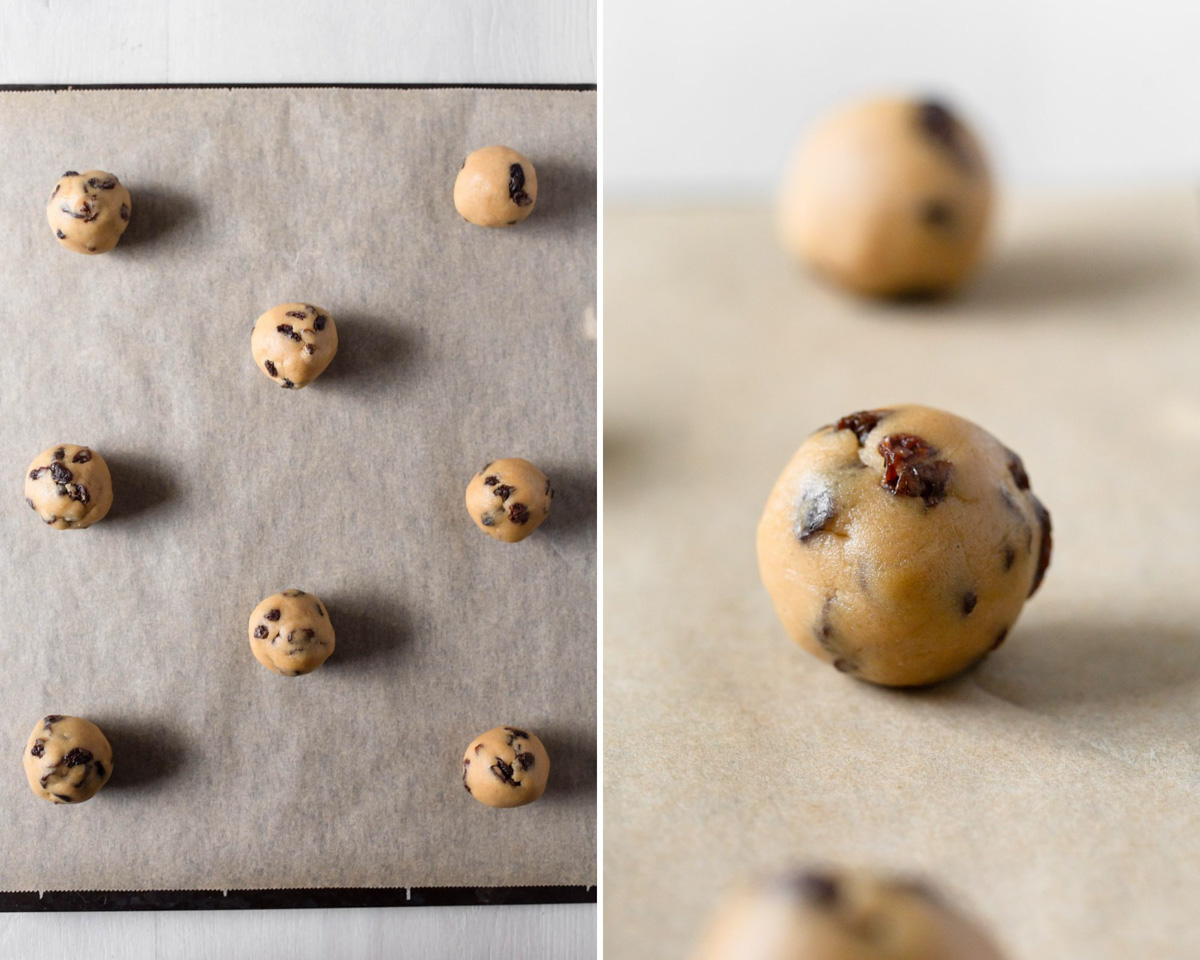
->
[462,725,550,808]
[465,457,553,542]
[24,444,114,530]
[454,146,538,227]
[251,303,338,389]
[248,589,335,676]
[693,869,1005,960]
[23,715,114,805]
[779,98,993,298]
[757,405,1051,687]
[45,170,131,255]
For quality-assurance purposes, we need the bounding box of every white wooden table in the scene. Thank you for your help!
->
[0,3,596,958]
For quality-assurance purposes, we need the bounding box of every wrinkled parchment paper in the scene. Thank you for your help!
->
[605,191,1200,959]
[0,87,595,890]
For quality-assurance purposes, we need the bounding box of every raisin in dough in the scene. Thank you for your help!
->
[46,170,131,255]
[251,303,338,389]
[454,146,538,228]
[693,869,1005,960]
[465,458,553,542]
[24,444,114,530]
[462,726,550,808]
[24,715,113,805]
[757,405,1051,687]
[248,590,335,676]
[779,98,992,298]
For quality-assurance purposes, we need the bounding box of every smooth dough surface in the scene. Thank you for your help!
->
[465,457,553,542]
[453,146,538,228]
[24,444,114,530]
[779,98,992,298]
[45,170,131,255]
[23,715,113,804]
[693,869,1005,960]
[757,405,1051,687]
[462,726,550,808]
[251,303,338,389]
[248,589,335,676]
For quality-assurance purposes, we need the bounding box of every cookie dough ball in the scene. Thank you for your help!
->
[46,170,131,255]
[23,715,113,805]
[24,444,114,530]
[465,458,553,542]
[248,589,335,676]
[251,303,338,389]
[779,98,992,298]
[454,146,538,227]
[757,405,1051,687]
[462,726,550,808]
[694,869,1005,960]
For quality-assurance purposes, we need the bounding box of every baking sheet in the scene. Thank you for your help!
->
[604,191,1200,959]
[0,87,596,891]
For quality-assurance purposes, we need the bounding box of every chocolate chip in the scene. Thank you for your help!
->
[796,487,835,541]
[51,184,60,198]
[264,359,278,377]
[53,448,65,460]
[990,628,1009,651]
[505,727,530,739]
[87,177,117,190]
[49,462,73,485]
[303,629,315,640]
[921,198,955,228]
[836,409,890,446]
[94,761,105,779]
[55,229,66,239]
[63,747,93,767]
[29,467,44,481]
[484,475,500,486]
[508,163,533,207]
[1003,544,1016,571]
[491,759,519,785]
[72,450,91,463]
[1004,449,1030,490]
[264,609,281,621]
[515,752,535,770]
[790,871,840,907]
[120,203,130,221]
[63,171,79,177]
[1029,496,1052,597]
[25,497,35,510]
[878,434,952,507]
[314,315,328,331]
[30,740,45,758]
[285,311,307,320]
[53,794,74,802]
[305,344,315,355]
[916,100,974,173]
[43,715,62,727]
[276,324,303,342]
[493,483,514,501]
[281,379,295,389]
[480,514,495,526]
[68,484,89,505]
[254,625,268,639]
[509,502,530,525]
[961,591,977,615]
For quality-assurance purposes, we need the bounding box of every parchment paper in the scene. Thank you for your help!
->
[604,191,1200,959]
[0,87,596,890]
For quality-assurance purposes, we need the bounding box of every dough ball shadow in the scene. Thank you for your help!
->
[94,720,188,790]
[117,186,201,248]
[103,452,179,522]
[322,592,413,670]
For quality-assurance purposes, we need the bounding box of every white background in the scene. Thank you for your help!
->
[0,2,596,958]
[606,0,1200,200]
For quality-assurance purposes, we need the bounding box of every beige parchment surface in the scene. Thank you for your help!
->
[604,192,1200,959]
[0,88,596,890]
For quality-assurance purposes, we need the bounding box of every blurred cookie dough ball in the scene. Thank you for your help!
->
[24,444,114,530]
[779,98,992,298]
[251,303,338,389]
[24,715,113,804]
[462,726,550,808]
[46,170,131,254]
[693,869,1005,960]
[757,405,1051,687]
[454,146,538,227]
[248,589,335,676]
[465,458,553,542]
